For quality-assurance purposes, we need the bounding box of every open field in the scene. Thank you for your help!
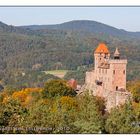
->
[43,70,68,78]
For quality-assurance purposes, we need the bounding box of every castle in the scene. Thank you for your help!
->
[82,43,131,111]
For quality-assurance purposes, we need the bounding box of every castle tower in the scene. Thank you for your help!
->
[93,43,110,93]
[109,48,127,91]
[93,43,127,92]
[94,43,110,70]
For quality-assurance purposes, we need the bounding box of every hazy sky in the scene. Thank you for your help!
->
[0,7,140,31]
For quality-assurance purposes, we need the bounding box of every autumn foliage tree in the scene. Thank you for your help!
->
[0,98,28,134]
[59,96,78,111]
[12,88,42,106]
[42,79,77,98]
[127,81,140,103]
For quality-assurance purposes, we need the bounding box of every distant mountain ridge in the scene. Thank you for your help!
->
[0,21,35,35]
[1,20,140,39]
[19,20,140,39]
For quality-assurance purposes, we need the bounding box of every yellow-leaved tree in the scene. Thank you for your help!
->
[12,88,42,106]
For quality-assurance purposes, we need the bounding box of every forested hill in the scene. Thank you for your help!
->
[0,20,139,88]
[20,20,140,39]
[2,19,140,39]
[0,21,35,35]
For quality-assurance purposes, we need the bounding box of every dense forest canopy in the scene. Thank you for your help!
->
[0,79,140,134]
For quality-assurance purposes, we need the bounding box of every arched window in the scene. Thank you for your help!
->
[123,70,125,74]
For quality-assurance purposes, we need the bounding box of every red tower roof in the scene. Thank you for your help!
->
[95,43,110,54]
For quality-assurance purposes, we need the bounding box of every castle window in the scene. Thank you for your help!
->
[113,70,115,74]
[95,80,102,86]
[123,70,125,74]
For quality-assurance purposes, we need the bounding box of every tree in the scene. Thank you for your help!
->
[74,93,105,133]
[0,98,28,134]
[58,96,78,111]
[25,97,79,134]
[105,102,140,134]
[12,88,42,106]
[42,79,77,98]
[127,81,140,103]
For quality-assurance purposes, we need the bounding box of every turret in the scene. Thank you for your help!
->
[114,48,120,59]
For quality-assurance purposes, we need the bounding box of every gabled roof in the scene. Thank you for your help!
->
[95,43,110,54]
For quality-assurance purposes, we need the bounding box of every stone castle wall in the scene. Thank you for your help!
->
[103,90,131,111]
[82,82,131,111]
